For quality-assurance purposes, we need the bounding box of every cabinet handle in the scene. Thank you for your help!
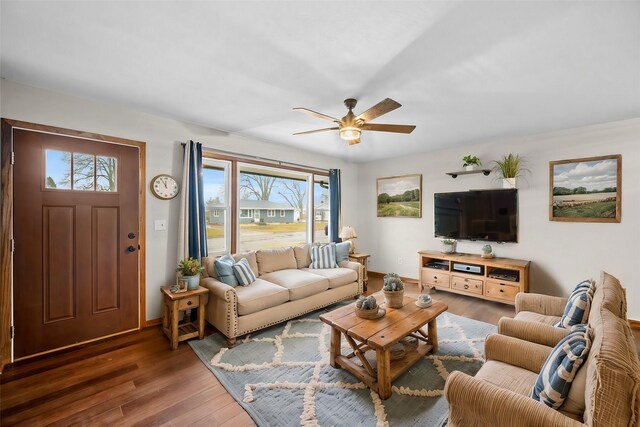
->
[464,284,469,290]
[187,300,193,306]
[434,276,437,279]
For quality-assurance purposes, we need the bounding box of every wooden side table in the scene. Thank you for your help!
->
[349,252,370,292]
[161,286,209,350]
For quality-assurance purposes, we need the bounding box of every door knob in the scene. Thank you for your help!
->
[127,245,136,253]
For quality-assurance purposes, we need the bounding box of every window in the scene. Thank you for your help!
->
[280,210,286,217]
[203,160,231,255]
[45,149,117,192]
[240,209,253,218]
[267,209,275,217]
[313,176,330,243]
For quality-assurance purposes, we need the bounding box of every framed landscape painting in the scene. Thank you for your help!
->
[549,154,621,223]
[377,174,422,218]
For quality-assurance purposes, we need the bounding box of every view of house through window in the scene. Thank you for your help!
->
[203,161,231,255]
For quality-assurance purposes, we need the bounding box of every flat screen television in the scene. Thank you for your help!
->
[434,189,518,243]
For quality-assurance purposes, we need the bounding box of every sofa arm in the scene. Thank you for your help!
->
[515,293,567,317]
[498,318,569,348]
[201,277,236,302]
[484,333,552,374]
[201,277,239,339]
[338,260,364,294]
[444,371,584,427]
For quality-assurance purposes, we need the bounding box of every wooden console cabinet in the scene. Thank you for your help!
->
[418,250,530,305]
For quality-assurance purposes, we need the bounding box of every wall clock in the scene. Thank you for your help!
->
[150,174,179,200]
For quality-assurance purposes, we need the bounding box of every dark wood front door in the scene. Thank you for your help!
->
[13,129,140,359]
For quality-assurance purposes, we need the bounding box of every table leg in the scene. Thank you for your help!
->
[162,301,168,332]
[427,318,438,353]
[376,347,392,400]
[198,297,205,340]
[330,327,341,368]
[170,300,179,350]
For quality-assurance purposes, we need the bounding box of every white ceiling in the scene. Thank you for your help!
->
[2,1,639,163]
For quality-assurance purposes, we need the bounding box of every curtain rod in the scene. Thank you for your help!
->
[182,142,331,174]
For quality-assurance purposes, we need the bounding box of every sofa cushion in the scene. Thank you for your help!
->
[311,243,337,269]
[591,271,627,319]
[293,244,312,269]
[214,254,238,287]
[555,280,594,328]
[235,278,290,316]
[303,267,357,289]
[584,308,640,426]
[532,325,591,409]
[260,269,329,301]
[335,241,351,263]
[514,311,561,326]
[233,258,257,286]
[256,247,297,275]
[475,360,538,396]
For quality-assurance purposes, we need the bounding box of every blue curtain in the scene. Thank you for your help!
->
[179,141,208,261]
[329,169,341,243]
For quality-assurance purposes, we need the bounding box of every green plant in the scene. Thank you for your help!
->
[442,239,456,245]
[356,295,378,310]
[482,244,492,254]
[463,155,482,167]
[383,272,404,292]
[492,154,529,178]
[177,257,204,276]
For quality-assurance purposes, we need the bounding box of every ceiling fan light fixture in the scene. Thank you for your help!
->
[339,127,361,141]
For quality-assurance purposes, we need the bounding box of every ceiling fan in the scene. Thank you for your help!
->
[293,98,416,145]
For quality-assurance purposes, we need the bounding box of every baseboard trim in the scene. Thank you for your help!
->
[145,318,162,328]
[629,319,640,330]
[369,271,419,285]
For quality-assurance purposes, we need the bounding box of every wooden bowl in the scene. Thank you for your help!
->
[355,306,382,319]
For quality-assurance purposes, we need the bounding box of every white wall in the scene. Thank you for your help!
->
[356,118,640,320]
[0,80,359,321]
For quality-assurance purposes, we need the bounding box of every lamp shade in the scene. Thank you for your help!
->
[339,226,357,239]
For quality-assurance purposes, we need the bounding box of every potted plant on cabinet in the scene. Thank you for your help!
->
[481,244,494,259]
[177,257,204,290]
[383,273,405,308]
[463,155,482,171]
[492,153,529,188]
[441,238,457,254]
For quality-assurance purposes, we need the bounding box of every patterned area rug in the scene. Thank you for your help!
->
[189,304,495,427]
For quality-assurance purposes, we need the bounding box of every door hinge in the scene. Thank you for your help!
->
[10,326,14,339]
[11,239,14,252]
[11,151,15,165]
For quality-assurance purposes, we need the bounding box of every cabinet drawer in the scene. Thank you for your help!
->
[421,269,450,288]
[451,275,483,295]
[178,296,200,310]
[485,280,519,303]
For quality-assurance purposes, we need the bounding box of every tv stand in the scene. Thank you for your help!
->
[418,250,530,305]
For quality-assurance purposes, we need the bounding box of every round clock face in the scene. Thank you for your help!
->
[151,174,179,200]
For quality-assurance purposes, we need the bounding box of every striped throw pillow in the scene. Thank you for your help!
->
[555,280,594,328]
[311,243,338,269]
[233,258,257,286]
[532,324,591,408]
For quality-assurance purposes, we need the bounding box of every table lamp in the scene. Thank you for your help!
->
[339,226,357,253]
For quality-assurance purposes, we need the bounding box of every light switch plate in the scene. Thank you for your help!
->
[154,219,167,231]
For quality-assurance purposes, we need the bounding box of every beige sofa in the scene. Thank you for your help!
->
[444,272,640,426]
[201,245,363,347]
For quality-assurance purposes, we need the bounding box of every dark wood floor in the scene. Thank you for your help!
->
[1,277,638,426]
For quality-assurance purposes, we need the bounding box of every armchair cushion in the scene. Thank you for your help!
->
[498,317,570,348]
[515,293,567,317]
[475,360,538,396]
[514,311,561,326]
[555,280,594,328]
[532,325,591,409]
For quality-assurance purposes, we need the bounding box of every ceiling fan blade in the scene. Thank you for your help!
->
[347,138,361,146]
[356,98,401,122]
[293,127,339,136]
[293,108,339,122]
[361,123,416,134]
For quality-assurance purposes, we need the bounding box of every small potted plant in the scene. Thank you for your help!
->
[492,153,529,188]
[383,272,405,308]
[177,257,204,290]
[355,295,381,319]
[441,238,456,254]
[463,155,482,171]
[481,244,494,259]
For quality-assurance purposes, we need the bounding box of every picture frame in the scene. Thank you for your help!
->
[376,174,422,218]
[549,154,621,223]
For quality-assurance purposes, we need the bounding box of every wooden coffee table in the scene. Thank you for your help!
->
[320,292,447,399]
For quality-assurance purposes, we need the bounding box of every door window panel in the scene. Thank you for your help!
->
[96,156,118,192]
[72,153,95,191]
[45,149,72,189]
